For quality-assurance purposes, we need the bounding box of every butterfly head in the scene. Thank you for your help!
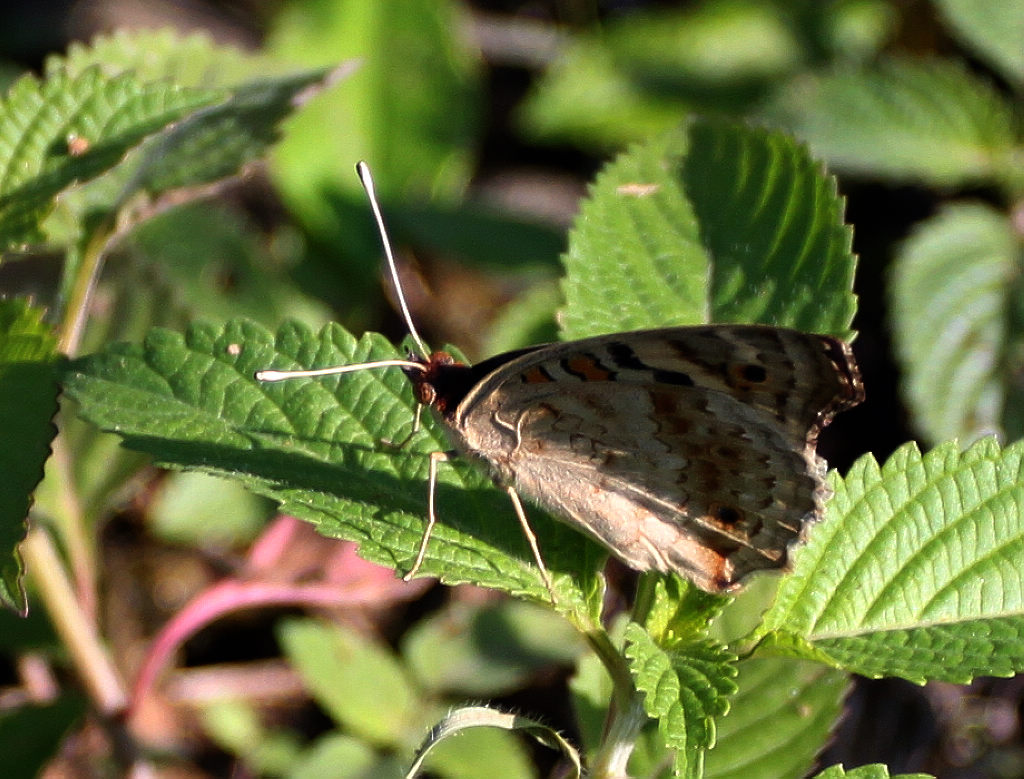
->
[404,350,476,416]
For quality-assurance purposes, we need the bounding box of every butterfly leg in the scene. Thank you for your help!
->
[403,448,452,581]
[505,486,557,603]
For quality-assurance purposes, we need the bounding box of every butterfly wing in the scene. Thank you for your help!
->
[446,325,862,593]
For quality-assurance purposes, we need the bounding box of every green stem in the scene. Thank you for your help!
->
[630,571,659,626]
[58,214,116,355]
[582,572,666,774]
[48,436,98,620]
[588,686,647,778]
[584,628,635,713]
[21,526,126,715]
[581,623,646,776]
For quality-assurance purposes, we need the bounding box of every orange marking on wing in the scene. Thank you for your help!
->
[565,355,613,381]
[522,366,555,384]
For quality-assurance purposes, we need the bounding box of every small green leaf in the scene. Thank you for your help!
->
[0,299,60,613]
[402,599,584,697]
[288,734,396,779]
[0,66,222,248]
[201,699,304,775]
[705,658,849,779]
[889,203,1018,444]
[63,319,606,620]
[934,0,1024,85]
[759,438,1024,684]
[640,574,729,644]
[813,764,933,779]
[624,622,738,778]
[267,0,481,225]
[149,471,271,548]
[279,618,418,747]
[561,118,857,340]
[113,66,336,202]
[767,58,1018,187]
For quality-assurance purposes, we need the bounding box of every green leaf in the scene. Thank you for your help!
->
[402,599,584,697]
[758,438,1024,684]
[813,765,933,779]
[0,299,60,613]
[0,29,335,254]
[201,699,304,775]
[267,0,481,227]
[767,58,1019,188]
[149,471,271,548]
[0,65,223,248]
[561,118,857,340]
[520,2,803,149]
[409,709,550,779]
[482,280,561,356]
[53,27,267,87]
[889,203,1019,444]
[109,66,336,202]
[124,201,332,329]
[0,696,86,779]
[624,622,738,778]
[278,618,419,746]
[62,319,606,620]
[640,574,730,644]
[407,705,579,779]
[705,658,849,779]
[934,0,1024,85]
[288,734,397,779]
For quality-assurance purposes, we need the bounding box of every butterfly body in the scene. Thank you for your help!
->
[408,324,863,593]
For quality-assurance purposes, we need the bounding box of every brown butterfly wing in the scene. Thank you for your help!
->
[447,325,862,592]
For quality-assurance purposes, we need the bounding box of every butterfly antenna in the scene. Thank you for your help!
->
[356,161,430,359]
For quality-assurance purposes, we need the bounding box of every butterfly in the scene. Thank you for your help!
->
[257,163,864,596]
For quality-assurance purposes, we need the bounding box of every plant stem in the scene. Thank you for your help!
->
[48,435,98,620]
[581,626,647,776]
[59,215,116,356]
[584,628,634,713]
[22,525,126,715]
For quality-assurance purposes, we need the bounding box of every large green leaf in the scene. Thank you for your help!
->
[757,438,1024,684]
[706,658,849,779]
[0,300,60,613]
[561,118,857,340]
[767,58,1019,188]
[933,0,1024,85]
[520,1,894,150]
[62,320,606,623]
[0,66,222,248]
[267,0,481,225]
[53,27,266,87]
[889,203,1019,444]
[0,30,339,254]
